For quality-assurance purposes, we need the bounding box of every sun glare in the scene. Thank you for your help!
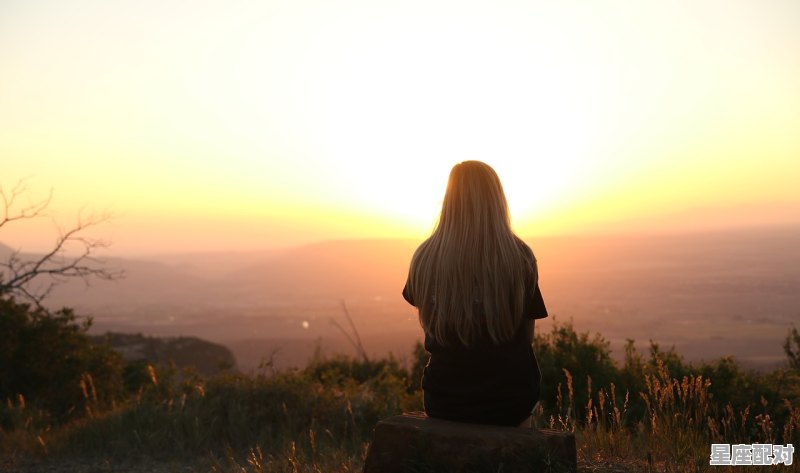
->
[221,1,608,232]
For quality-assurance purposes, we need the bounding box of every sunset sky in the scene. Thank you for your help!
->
[2,0,799,254]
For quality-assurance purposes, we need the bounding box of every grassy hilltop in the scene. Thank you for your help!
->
[1,295,799,472]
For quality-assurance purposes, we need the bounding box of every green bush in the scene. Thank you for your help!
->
[0,296,124,424]
[534,320,618,416]
[305,354,411,389]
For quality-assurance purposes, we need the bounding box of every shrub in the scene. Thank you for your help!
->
[534,320,617,416]
[0,296,124,424]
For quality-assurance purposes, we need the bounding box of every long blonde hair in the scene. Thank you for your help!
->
[407,161,536,347]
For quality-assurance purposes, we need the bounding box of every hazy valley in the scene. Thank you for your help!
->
[10,224,799,373]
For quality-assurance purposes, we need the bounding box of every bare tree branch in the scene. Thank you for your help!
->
[0,178,53,230]
[329,299,368,362]
[0,180,123,307]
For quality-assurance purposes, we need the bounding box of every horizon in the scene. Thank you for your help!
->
[84,220,800,259]
[4,219,800,260]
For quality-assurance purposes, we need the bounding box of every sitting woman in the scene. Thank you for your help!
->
[402,160,547,428]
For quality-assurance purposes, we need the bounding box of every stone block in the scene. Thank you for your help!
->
[363,412,576,473]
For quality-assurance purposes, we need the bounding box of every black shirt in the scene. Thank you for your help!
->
[402,279,548,426]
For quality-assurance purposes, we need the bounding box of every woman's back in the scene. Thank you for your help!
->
[403,161,548,427]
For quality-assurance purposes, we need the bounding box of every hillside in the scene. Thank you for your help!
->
[91,332,237,375]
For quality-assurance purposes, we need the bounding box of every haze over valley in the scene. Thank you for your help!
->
[8,224,797,373]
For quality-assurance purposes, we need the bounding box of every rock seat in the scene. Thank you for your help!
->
[364,412,577,473]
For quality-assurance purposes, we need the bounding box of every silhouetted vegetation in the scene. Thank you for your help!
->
[0,180,122,306]
[0,296,124,425]
[1,298,799,471]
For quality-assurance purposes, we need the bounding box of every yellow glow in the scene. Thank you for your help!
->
[1,0,799,253]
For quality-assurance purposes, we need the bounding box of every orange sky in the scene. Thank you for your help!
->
[2,0,799,255]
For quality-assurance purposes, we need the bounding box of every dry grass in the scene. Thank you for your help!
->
[3,332,799,472]
[536,360,800,473]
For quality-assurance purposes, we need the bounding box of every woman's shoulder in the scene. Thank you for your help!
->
[513,237,536,262]
[411,237,434,258]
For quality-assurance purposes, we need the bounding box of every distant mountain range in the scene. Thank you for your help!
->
[3,224,799,371]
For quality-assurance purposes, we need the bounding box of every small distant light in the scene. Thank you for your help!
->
[302,320,310,329]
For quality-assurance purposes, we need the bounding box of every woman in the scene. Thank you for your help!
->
[402,160,547,428]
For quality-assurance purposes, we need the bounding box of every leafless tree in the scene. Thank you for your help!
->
[330,299,369,362]
[0,179,123,306]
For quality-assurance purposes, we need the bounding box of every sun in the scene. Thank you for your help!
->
[107,0,642,239]
[234,9,605,233]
